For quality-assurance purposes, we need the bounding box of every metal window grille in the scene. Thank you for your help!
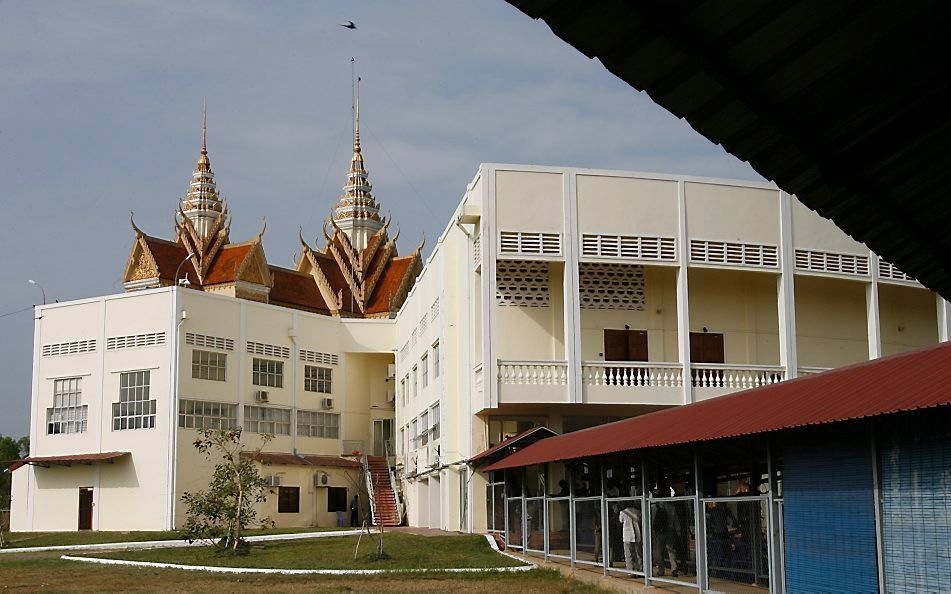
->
[178,399,237,430]
[499,231,562,256]
[112,370,156,431]
[690,240,779,268]
[184,332,234,351]
[496,261,550,307]
[299,349,338,365]
[252,358,284,388]
[296,410,339,438]
[246,341,290,359]
[192,350,226,381]
[579,262,646,310]
[47,377,87,435]
[303,365,332,393]
[106,332,166,350]
[41,339,97,357]
[794,249,870,276]
[243,405,291,435]
[581,234,677,261]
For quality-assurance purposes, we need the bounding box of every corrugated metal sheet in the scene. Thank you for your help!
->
[507,0,951,299]
[8,451,130,472]
[468,426,558,466]
[484,342,951,471]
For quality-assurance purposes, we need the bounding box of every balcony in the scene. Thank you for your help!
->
[497,360,569,403]
[582,361,683,405]
[691,363,786,401]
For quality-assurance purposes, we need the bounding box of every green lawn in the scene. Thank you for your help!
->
[89,533,525,570]
[3,526,341,548]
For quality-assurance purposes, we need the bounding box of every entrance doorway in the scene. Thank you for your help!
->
[603,329,648,361]
[78,488,93,530]
[372,418,394,457]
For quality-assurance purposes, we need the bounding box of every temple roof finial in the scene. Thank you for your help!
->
[201,97,207,156]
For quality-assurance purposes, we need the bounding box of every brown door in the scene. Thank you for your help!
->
[78,488,93,530]
[603,329,648,361]
[689,332,725,363]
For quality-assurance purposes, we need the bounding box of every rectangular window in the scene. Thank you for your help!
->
[412,366,418,398]
[192,349,227,381]
[328,487,348,512]
[278,486,300,513]
[252,357,283,388]
[243,405,291,435]
[399,427,405,455]
[433,341,440,378]
[297,410,340,438]
[304,365,332,393]
[411,418,418,449]
[113,370,156,431]
[400,377,407,406]
[178,399,237,430]
[421,354,429,388]
[47,377,87,435]
[420,410,429,446]
[431,403,440,440]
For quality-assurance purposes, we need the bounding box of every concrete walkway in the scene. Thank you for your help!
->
[508,552,684,593]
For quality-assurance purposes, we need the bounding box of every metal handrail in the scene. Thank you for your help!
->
[361,453,378,526]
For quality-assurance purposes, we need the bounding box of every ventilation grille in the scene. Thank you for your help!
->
[499,231,561,256]
[246,341,290,359]
[878,258,917,283]
[299,349,338,365]
[579,263,646,310]
[794,250,870,276]
[496,261,550,307]
[42,340,97,357]
[473,233,482,268]
[185,332,234,351]
[411,328,418,347]
[106,332,165,350]
[400,342,409,362]
[690,240,779,268]
[419,314,428,335]
[430,298,440,322]
[581,234,676,261]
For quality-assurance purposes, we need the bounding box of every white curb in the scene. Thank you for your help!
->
[60,554,536,575]
[0,529,365,555]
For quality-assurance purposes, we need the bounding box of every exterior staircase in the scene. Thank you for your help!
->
[364,455,402,526]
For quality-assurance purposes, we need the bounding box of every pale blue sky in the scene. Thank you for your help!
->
[0,1,761,436]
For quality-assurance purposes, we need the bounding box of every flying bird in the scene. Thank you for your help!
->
[340,21,356,29]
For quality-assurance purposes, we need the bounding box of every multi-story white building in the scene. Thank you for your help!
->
[10,123,949,533]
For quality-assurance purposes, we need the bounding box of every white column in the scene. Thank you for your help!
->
[482,166,498,409]
[675,180,693,403]
[867,251,882,359]
[937,296,951,342]
[778,192,798,378]
[562,172,583,404]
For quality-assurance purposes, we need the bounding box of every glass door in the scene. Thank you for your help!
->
[372,418,394,457]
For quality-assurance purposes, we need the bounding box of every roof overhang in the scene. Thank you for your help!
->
[8,451,130,472]
[507,0,951,299]
[469,425,559,467]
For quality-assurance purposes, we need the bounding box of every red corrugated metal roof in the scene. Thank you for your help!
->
[8,451,130,472]
[469,426,558,466]
[484,342,951,471]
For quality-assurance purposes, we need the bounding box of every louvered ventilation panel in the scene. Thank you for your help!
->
[185,332,235,351]
[42,339,97,357]
[794,250,870,277]
[246,341,291,359]
[499,231,562,256]
[496,261,551,307]
[690,240,779,268]
[430,298,440,322]
[299,349,339,365]
[473,233,482,268]
[581,234,676,261]
[878,258,917,283]
[106,332,166,350]
[579,263,646,310]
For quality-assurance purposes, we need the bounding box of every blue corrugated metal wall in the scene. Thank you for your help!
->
[881,422,951,593]
[783,433,879,593]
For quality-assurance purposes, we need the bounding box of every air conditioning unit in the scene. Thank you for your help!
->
[320,397,334,410]
[386,389,395,403]
[255,390,270,403]
[313,472,330,488]
[266,475,283,487]
[387,364,396,379]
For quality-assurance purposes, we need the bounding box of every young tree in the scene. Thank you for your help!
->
[180,428,273,553]
[1,434,29,508]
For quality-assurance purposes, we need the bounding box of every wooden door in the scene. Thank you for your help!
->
[603,330,648,361]
[78,488,93,530]
[689,332,724,363]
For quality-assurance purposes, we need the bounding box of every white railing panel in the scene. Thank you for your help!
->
[690,364,786,389]
[497,360,569,385]
[581,361,684,388]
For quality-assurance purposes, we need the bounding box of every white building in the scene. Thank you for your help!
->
[10,136,949,533]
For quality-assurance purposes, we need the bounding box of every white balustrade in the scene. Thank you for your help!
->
[691,364,786,389]
[798,366,832,376]
[582,361,684,388]
[497,360,569,385]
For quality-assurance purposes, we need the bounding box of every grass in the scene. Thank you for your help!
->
[2,526,340,548]
[0,554,601,592]
[89,533,525,570]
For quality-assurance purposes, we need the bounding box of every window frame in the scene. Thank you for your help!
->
[192,349,227,381]
[252,357,284,388]
[432,341,440,378]
[296,409,340,439]
[47,377,87,435]
[278,486,300,513]
[178,399,238,430]
[243,405,291,435]
[113,370,156,431]
[303,364,332,394]
[421,354,429,388]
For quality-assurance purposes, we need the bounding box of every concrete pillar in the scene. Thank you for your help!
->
[867,252,882,359]
[675,180,693,403]
[562,172,583,404]
[778,191,798,378]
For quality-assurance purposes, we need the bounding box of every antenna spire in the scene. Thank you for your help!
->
[201,97,207,155]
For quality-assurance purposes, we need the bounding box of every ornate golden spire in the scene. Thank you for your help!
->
[180,101,226,241]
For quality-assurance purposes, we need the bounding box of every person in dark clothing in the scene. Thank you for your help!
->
[350,494,360,527]
[556,479,569,497]
[706,501,739,578]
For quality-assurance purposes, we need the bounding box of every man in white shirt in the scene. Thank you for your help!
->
[619,503,643,572]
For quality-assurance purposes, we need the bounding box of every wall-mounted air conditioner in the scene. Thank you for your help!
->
[320,397,334,410]
[255,390,269,403]
[266,475,283,487]
[387,364,396,379]
[314,472,330,488]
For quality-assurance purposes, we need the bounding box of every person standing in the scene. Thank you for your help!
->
[619,503,643,572]
[350,493,360,527]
